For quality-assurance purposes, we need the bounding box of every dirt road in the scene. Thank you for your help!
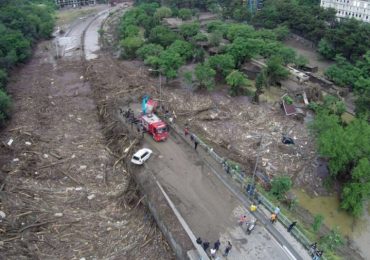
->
[0,6,173,259]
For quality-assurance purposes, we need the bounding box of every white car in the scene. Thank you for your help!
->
[131,148,153,165]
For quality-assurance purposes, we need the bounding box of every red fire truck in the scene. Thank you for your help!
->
[140,96,168,142]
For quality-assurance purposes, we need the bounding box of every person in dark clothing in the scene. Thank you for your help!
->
[309,242,317,256]
[223,241,232,256]
[287,221,297,232]
[214,240,220,251]
[194,140,199,150]
[203,241,210,251]
[196,237,202,245]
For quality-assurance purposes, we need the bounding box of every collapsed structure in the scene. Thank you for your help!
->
[55,0,96,8]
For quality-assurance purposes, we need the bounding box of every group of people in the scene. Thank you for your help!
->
[196,237,232,258]
[309,242,324,260]
[270,206,298,232]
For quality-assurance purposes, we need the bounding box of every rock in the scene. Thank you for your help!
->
[54,213,63,217]
[43,154,49,158]
[13,158,19,162]
[79,165,87,170]
[77,145,84,148]
[87,194,95,200]
[75,187,83,191]
[80,76,84,80]
[71,154,76,159]
[7,138,14,146]
[96,174,103,179]
[0,211,6,219]
[25,141,32,146]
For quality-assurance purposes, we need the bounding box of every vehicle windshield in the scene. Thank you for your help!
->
[133,156,140,161]
[156,127,167,134]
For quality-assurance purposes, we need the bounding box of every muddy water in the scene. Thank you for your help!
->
[293,189,370,257]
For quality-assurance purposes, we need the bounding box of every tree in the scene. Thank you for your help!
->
[194,63,216,90]
[265,56,289,85]
[158,50,185,79]
[226,70,251,96]
[355,88,370,118]
[340,158,370,217]
[275,47,297,65]
[254,71,267,103]
[154,6,172,20]
[232,7,250,22]
[318,38,336,60]
[149,25,178,47]
[193,32,208,42]
[178,8,192,20]
[0,88,11,125]
[167,40,194,61]
[179,22,200,39]
[324,55,362,88]
[270,176,292,200]
[226,24,254,41]
[136,43,164,60]
[120,36,144,58]
[207,54,235,77]
[121,24,140,38]
[226,37,260,67]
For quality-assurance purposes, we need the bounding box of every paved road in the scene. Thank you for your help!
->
[138,126,300,259]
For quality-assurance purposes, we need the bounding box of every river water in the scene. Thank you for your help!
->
[293,189,370,258]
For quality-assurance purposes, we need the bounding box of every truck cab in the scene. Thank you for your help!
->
[141,113,168,142]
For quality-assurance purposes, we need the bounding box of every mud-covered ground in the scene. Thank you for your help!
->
[0,39,174,259]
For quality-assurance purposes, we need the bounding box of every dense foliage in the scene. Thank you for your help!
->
[310,109,370,216]
[0,0,55,126]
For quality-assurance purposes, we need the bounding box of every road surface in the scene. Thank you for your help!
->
[128,109,307,259]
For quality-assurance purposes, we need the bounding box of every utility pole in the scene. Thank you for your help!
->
[252,134,264,187]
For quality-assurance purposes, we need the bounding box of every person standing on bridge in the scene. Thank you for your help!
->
[223,241,232,256]
[194,139,199,150]
[214,239,220,251]
[274,206,280,215]
[287,221,297,232]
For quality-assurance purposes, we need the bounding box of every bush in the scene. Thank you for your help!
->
[270,176,292,200]
[207,54,235,77]
[154,6,172,20]
[0,88,11,125]
[167,40,194,61]
[193,33,208,42]
[320,227,344,251]
[179,22,200,39]
[226,70,251,96]
[208,31,222,47]
[149,25,178,47]
[312,214,324,233]
[136,43,163,60]
[178,8,192,20]
[120,36,144,58]
[122,24,140,38]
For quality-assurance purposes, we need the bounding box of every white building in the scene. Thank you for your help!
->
[321,0,370,22]
[55,0,96,8]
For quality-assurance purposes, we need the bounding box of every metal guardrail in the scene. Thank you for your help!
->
[168,121,313,252]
